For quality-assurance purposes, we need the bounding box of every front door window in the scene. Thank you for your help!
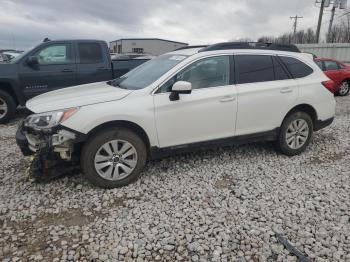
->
[36,44,73,64]
[159,56,230,93]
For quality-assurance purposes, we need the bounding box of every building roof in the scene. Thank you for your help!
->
[110,38,188,45]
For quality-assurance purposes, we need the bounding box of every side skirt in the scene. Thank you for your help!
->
[150,128,279,159]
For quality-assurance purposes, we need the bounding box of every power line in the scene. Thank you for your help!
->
[335,9,350,18]
[309,9,349,30]
[314,0,349,42]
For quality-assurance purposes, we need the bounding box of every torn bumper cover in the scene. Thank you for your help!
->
[16,122,80,159]
[16,122,84,180]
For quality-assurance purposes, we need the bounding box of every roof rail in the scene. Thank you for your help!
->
[198,42,301,53]
[175,45,208,51]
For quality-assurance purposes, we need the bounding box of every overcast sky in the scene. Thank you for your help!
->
[0,0,343,50]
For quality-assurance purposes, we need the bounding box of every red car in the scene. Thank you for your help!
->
[314,58,350,96]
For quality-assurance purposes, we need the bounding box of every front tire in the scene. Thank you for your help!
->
[276,112,313,156]
[81,128,147,188]
[0,90,16,124]
[337,80,349,96]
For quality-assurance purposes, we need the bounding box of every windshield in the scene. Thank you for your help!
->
[110,54,188,90]
[11,48,32,63]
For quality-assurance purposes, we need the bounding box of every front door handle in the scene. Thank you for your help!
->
[62,69,74,73]
[220,96,236,102]
[280,87,292,93]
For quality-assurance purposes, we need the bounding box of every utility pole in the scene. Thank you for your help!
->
[326,0,348,42]
[316,0,326,43]
[327,5,336,42]
[290,15,303,43]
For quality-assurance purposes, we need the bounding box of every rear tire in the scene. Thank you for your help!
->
[0,90,16,124]
[81,128,147,188]
[337,80,349,96]
[276,112,313,156]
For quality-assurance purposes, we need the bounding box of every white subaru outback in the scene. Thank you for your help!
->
[16,42,336,188]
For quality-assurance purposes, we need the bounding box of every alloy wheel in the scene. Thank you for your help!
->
[94,139,138,181]
[0,97,8,120]
[339,81,349,96]
[285,119,309,150]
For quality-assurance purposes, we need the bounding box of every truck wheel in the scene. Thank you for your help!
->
[81,128,147,188]
[276,112,313,156]
[0,90,16,124]
[337,80,349,96]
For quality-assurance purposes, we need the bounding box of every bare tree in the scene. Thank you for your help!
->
[258,29,316,44]
[229,37,254,43]
[258,13,350,45]
[326,13,350,43]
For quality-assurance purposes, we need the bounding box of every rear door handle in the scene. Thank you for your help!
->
[220,96,236,102]
[280,87,292,93]
[62,69,74,73]
[97,67,107,71]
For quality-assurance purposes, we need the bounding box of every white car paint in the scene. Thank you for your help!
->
[235,77,299,136]
[154,84,237,147]
[26,81,133,112]
[26,47,336,150]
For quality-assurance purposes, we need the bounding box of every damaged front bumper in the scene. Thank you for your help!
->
[16,122,84,180]
[16,122,82,160]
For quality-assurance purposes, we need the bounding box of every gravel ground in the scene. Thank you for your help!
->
[0,97,349,262]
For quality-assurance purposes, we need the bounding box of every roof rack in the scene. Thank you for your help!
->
[198,42,301,53]
[175,45,208,51]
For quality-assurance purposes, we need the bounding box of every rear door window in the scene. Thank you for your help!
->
[78,43,103,63]
[235,55,274,84]
[272,56,290,80]
[324,60,340,71]
[279,56,313,78]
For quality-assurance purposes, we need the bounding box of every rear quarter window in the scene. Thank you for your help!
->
[279,56,313,78]
[315,60,325,71]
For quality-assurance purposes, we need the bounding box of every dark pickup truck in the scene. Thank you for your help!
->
[0,39,150,123]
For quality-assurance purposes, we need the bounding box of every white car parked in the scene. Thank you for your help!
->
[16,42,336,188]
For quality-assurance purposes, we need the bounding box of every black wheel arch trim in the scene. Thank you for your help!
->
[314,117,334,131]
[0,79,23,105]
[82,120,151,151]
[283,104,318,128]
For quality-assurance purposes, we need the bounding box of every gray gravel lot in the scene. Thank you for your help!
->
[0,97,349,261]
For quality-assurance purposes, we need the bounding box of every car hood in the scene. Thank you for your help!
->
[26,81,133,113]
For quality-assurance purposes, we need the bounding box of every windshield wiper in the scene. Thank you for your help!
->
[107,80,127,89]
[108,77,129,89]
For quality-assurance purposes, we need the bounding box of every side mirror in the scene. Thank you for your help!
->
[169,81,192,101]
[26,56,39,66]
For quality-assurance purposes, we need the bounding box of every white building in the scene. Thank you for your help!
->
[110,38,188,56]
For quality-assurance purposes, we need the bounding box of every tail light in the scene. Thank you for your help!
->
[322,80,336,93]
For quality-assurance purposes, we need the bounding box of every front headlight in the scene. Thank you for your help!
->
[24,108,78,130]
